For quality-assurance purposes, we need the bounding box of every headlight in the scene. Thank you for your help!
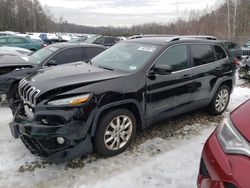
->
[47,94,90,105]
[217,118,250,157]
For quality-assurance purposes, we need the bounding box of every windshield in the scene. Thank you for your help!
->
[26,46,59,64]
[84,36,99,43]
[91,42,159,72]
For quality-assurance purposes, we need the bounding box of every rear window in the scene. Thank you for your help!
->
[213,45,227,60]
[190,44,215,66]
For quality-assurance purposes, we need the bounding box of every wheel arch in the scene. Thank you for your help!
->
[90,99,145,137]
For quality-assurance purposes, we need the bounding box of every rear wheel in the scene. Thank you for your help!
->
[208,85,230,115]
[94,109,137,157]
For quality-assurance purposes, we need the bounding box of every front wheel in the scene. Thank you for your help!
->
[94,109,137,157]
[208,85,230,115]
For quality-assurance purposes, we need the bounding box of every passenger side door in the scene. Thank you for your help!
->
[189,44,223,106]
[45,47,83,66]
[146,44,193,119]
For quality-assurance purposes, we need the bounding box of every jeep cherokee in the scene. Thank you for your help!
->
[10,37,236,162]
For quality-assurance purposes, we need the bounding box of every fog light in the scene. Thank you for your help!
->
[57,137,65,144]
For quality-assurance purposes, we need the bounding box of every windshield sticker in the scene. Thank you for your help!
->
[138,46,157,52]
[129,66,137,70]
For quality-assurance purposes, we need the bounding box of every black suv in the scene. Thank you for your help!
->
[10,37,236,162]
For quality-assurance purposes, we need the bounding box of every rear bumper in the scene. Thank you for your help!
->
[197,130,250,188]
[10,102,97,163]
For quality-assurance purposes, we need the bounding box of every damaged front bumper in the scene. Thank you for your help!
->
[10,102,97,163]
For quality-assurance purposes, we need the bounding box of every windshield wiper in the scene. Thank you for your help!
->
[98,65,114,71]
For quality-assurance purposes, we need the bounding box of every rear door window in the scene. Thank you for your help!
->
[190,44,215,66]
[213,45,227,60]
[49,47,83,65]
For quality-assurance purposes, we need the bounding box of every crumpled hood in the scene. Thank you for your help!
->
[25,61,128,95]
[0,54,34,67]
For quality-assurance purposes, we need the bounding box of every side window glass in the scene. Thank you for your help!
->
[86,47,105,60]
[0,38,9,45]
[190,44,215,66]
[49,48,82,65]
[94,38,105,45]
[155,45,188,72]
[12,37,27,44]
[213,45,227,60]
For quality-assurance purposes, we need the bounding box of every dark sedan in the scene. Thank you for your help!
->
[0,42,106,113]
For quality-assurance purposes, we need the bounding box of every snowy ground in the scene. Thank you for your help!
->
[0,78,250,188]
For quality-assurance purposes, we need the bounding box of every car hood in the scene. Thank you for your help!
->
[0,54,34,67]
[25,62,129,94]
[231,99,250,141]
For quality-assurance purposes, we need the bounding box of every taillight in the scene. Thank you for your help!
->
[233,57,239,65]
[42,43,47,48]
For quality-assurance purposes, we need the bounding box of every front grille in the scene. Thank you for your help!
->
[224,182,238,188]
[20,135,48,157]
[242,49,250,56]
[19,79,40,107]
[199,158,209,177]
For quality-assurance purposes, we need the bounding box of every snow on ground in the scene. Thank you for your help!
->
[0,80,250,188]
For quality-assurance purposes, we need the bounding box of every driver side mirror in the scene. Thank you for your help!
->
[47,60,58,66]
[149,65,172,75]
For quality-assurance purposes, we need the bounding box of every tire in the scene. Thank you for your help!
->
[7,84,21,115]
[208,85,230,115]
[94,109,137,157]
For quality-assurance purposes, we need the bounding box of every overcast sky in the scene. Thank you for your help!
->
[39,0,222,27]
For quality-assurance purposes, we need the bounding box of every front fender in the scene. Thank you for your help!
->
[90,99,146,136]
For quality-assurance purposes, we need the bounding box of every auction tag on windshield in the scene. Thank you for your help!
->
[138,46,157,52]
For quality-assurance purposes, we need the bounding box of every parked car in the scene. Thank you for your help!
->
[0,43,106,113]
[0,46,32,56]
[10,37,236,162]
[0,32,13,36]
[217,41,242,63]
[242,40,250,56]
[84,35,121,47]
[197,99,250,188]
[0,36,43,51]
[238,56,250,79]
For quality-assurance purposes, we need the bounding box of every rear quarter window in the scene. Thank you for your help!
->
[213,45,227,60]
[190,44,215,66]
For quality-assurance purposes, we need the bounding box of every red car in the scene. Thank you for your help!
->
[198,99,250,188]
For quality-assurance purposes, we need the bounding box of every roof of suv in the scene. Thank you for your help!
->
[127,37,219,46]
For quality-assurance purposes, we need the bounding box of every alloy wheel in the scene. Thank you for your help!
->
[104,115,133,151]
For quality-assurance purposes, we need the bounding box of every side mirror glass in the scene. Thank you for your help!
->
[149,64,172,75]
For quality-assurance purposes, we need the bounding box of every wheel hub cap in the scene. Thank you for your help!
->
[215,89,229,112]
[104,115,133,151]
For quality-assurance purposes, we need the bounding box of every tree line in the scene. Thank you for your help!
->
[0,0,249,42]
